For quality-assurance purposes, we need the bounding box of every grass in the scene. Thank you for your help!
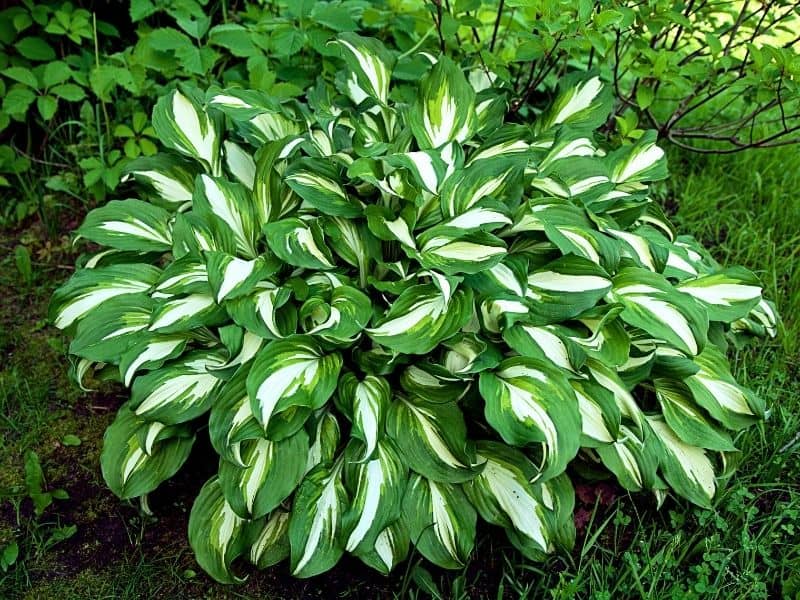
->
[1,144,799,599]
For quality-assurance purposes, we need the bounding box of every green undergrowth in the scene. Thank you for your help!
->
[2,142,799,598]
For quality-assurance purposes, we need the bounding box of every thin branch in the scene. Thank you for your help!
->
[490,0,505,52]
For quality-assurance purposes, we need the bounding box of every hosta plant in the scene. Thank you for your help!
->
[51,34,778,582]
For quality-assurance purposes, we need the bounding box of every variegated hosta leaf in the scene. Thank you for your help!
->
[342,439,407,553]
[440,159,522,219]
[571,379,621,447]
[248,509,290,569]
[289,460,348,578]
[148,292,226,334]
[336,374,391,460]
[536,75,610,132]
[246,336,342,433]
[418,229,508,276]
[463,442,552,557]
[609,131,668,185]
[285,158,363,218]
[50,264,161,330]
[76,199,172,252]
[527,255,612,323]
[263,218,336,270]
[152,88,221,175]
[383,149,450,195]
[479,357,581,480]
[219,430,308,519]
[226,283,297,340]
[101,405,194,500]
[206,252,277,303]
[331,33,394,105]
[684,345,765,430]
[401,474,476,569]
[353,520,409,575]
[223,141,256,190]
[654,378,737,452]
[151,256,210,298]
[386,394,479,483]
[647,416,717,508]
[306,410,341,472]
[210,363,262,466]
[119,334,187,386]
[130,350,227,424]
[409,55,476,149]
[194,174,258,258]
[188,477,248,583]
[366,283,473,354]
[440,333,503,377]
[299,285,373,342]
[595,424,659,492]
[676,267,762,322]
[124,154,197,207]
[609,267,709,356]
[69,294,154,362]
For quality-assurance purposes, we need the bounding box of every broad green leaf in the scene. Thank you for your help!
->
[409,56,476,149]
[248,509,291,569]
[366,283,473,354]
[152,88,221,175]
[331,33,394,105]
[69,294,154,362]
[76,200,172,252]
[676,267,762,322]
[50,264,161,330]
[223,141,256,190]
[537,75,610,131]
[654,378,737,451]
[527,255,612,323]
[685,345,764,430]
[595,424,658,492]
[343,439,407,553]
[119,334,187,386]
[246,336,342,432]
[336,374,390,460]
[206,252,276,303]
[125,154,197,207]
[101,406,194,500]
[463,442,552,556]
[226,283,297,340]
[647,416,717,508]
[194,174,258,258]
[401,474,476,569]
[479,357,581,480]
[289,461,348,578]
[353,520,409,575]
[285,158,363,218]
[148,293,226,334]
[209,363,261,466]
[263,218,336,270]
[386,395,479,483]
[219,430,308,519]
[188,477,248,583]
[130,350,226,424]
[609,131,667,184]
[610,267,708,356]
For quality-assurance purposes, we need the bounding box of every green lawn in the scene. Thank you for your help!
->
[1,144,799,599]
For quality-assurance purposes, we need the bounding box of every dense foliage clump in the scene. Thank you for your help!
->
[51,34,777,582]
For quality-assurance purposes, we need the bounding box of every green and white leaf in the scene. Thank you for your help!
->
[188,477,248,583]
[289,460,348,578]
[246,336,342,432]
[401,474,476,569]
